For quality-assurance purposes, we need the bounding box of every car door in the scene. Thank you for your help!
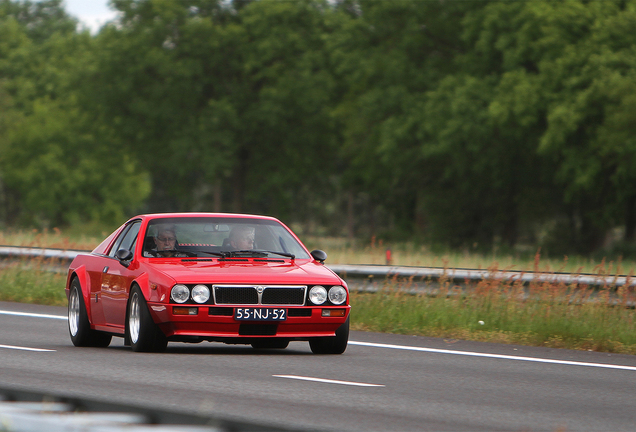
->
[85,255,109,328]
[84,226,129,329]
[101,220,141,329]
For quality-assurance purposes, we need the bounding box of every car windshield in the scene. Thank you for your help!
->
[142,217,310,259]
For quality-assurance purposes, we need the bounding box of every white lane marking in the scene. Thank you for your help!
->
[0,344,55,352]
[349,341,636,371]
[273,375,384,387]
[0,310,67,320]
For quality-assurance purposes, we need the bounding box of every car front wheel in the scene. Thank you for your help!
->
[127,286,168,353]
[68,278,111,347]
[309,317,349,354]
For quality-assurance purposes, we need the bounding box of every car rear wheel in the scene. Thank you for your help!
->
[68,278,112,347]
[251,339,290,350]
[309,317,349,354]
[127,286,168,353]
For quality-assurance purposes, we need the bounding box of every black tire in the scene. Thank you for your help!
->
[309,317,349,354]
[68,278,112,347]
[127,286,168,353]
[251,339,290,350]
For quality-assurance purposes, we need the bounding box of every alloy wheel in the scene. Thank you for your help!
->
[129,292,141,344]
[68,289,80,337]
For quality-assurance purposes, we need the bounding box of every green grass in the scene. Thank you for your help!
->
[0,259,67,306]
[350,276,636,354]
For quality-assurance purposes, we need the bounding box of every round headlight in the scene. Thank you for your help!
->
[171,284,190,303]
[191,284,210,304]
[328,286,347,305]
[309,286,328,305]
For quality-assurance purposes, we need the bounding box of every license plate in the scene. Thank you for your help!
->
[235,307,287,321]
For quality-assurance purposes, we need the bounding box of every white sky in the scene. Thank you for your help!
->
[63,0,119,33]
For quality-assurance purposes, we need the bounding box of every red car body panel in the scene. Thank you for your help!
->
[65,213,350,342]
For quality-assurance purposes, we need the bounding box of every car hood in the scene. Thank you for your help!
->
[145,259,343,286]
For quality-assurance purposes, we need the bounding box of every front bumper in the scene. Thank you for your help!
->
[148,303,350,340]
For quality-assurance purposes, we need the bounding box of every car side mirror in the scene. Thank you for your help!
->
[310,250,327,263]
[115,248,133,266]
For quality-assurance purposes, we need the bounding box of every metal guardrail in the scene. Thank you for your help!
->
[0,246,81,262]
[327,264,636,288]
[1,245,634,288]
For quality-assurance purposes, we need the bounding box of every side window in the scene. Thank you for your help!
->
[108,221,141,258]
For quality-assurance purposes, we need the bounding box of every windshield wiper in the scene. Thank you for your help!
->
[222,250,267,258]
[258,250,295,259]
[149,249,191,257]
[187,250,229,258]
[221,250,295,259]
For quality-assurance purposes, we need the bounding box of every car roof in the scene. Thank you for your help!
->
[129,212,280,222]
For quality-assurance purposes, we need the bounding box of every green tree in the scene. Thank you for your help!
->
[328,0,480,239]
[535,0,636,251]
[416,0,636,252]
[0,0,76,43]
[419,1,557,248]
[0,0,149,227]
[95,0,340,225]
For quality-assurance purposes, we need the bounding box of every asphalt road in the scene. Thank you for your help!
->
[1,301,636,431]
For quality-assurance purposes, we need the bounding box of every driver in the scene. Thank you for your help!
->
[228,226,255,250]
[153,225,180,257]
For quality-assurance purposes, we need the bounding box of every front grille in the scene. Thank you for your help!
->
[214,286,258,304]
[213,285,306,305]
[262,287,305,305]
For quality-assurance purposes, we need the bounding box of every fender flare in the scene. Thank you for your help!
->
[68,266,92,324]
[132,272,151,300]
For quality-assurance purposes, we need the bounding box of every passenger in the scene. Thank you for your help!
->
[228,226,255,250]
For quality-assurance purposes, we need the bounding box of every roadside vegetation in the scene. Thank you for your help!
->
[0,259,67,306]
[350,274,636,355]
[0,227,102,251]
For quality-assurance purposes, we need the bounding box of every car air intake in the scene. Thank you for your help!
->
[239,324,278,336]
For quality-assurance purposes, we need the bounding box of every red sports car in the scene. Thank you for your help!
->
[66,213,350,354]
